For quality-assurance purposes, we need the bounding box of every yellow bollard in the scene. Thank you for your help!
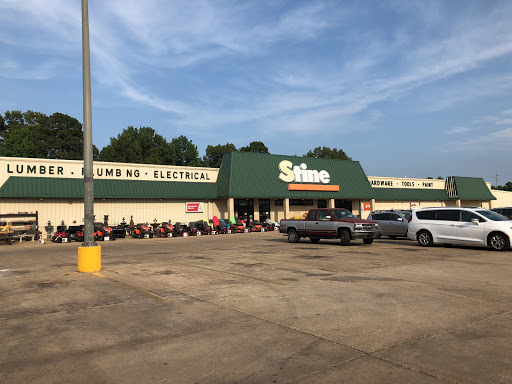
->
[78,246,101,272]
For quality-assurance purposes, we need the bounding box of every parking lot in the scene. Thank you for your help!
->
[1,232,511,383]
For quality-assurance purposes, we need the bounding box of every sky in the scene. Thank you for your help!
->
[0,0,511,185]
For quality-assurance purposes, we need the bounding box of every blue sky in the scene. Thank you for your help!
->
[1,0,511,184]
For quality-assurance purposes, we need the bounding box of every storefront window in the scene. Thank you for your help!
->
[317,199,327,208]
[290,199,313,206]
[275,199,283,206]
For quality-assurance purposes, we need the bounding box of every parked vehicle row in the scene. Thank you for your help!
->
[280,206,511,251]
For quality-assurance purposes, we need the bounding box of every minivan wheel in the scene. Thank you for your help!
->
[488,232,509,251]
[417,230,433,247]
[288,229,300,243]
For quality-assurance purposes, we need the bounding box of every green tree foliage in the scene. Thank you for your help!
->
[305,146,351,160]
[239,141,269,153]
[203,143,237,168]
[171,135,201,166]
[45,113,86,159]
[492,182,512,191]
[0,114,5,137]
[100,126,176,165]
[0,125,39,157]
[0,110,99,159]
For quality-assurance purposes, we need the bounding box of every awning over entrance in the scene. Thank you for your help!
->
[216,152,375,199]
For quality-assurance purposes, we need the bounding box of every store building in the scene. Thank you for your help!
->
[0,152,507,229]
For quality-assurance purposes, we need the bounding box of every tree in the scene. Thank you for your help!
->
[305,146,351,160]
[0,125,39,157]
[43,113,86,159]
[239,141,269,153]
[0,114,5,137]
[203,143,237,168]
[171,135,201,166]
[427,177,434,179]
[100,126,176,165]
[0,110,99,159]
[1,110,48,158]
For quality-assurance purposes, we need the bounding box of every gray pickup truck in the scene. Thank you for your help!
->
[280,208,381,245]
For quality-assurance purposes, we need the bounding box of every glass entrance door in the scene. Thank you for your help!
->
[259,199,270,222]
[234,199,254,222]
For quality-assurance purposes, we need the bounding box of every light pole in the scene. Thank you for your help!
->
[78,0,101,272]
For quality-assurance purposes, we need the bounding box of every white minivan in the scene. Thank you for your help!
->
[407,207,512,251]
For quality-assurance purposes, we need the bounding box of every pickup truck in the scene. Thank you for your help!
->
[280,208,381,245]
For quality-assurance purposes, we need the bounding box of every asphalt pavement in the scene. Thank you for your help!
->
[1,232,511,383]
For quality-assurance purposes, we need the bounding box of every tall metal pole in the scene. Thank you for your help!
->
[81,0,96,247]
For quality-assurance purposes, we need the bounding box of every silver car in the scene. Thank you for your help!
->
[367,210,411,239]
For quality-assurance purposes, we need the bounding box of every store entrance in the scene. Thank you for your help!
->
[335,199,353,211]
[259,199,270,222]
[234,199,254,222]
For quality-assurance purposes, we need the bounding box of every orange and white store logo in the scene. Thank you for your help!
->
[278,160,339,191]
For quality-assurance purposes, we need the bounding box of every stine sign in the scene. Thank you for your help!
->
[278,160,330,184]
[278,160,339,192]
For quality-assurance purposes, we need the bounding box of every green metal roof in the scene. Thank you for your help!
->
[446,176,496,200]
[0,177,217,199]
[373,188,450,201]
[217,152,375,199]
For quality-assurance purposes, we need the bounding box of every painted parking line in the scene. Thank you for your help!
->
[92,271,167,302]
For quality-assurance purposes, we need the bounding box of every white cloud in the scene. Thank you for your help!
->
[445,127,475,135]
[442,127,512,152]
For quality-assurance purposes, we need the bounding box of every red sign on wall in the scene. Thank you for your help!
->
[186,203,204,213]
[363,202,371,211]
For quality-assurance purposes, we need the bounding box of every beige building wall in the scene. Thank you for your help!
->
[0,198,225,229]
[491,190,512,208]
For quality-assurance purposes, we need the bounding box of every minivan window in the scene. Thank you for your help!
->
[461,211,484,223]
[378,213,391,220]
[475,210,508,221]
[416,210,436,220]
[436,210,460,221]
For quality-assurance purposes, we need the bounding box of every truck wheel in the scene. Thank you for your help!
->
[287,229,300,243]
[363,238,373,244]
[339,229,350,246]
[310,237,320,243]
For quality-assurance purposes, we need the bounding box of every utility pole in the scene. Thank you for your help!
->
[78,0,101,272]
[495,172,499,189]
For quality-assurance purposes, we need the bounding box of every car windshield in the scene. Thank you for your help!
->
[475,210,509,221]
[331,209,357,219]
[399,212,412,220]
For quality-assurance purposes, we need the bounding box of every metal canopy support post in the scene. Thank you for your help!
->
[78,0,101,272]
